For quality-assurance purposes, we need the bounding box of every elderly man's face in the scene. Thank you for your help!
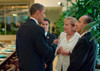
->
[76,16,87,34]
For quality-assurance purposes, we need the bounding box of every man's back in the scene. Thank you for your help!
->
[16,19,56,71]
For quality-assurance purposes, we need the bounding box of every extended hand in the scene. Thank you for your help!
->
[45,64,47,69]
[53,37,60,45]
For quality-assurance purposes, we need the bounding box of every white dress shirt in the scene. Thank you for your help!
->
[45,32,48,37]
[55,32,80,71]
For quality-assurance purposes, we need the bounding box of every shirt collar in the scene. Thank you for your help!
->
[45,32,48,36]
[30,17,38,25]
[80,30,90,37]
[80,31,87,37]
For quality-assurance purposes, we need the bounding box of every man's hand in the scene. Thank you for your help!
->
[53,37,60,45]
[45,64,47,69]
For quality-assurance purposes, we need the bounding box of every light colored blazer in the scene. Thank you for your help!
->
[55,32,80,71]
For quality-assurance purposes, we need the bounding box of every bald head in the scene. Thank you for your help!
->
[81,15,93,24]
[75,15,93,34]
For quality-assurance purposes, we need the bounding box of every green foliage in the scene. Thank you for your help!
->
[88,17,100,43]
[87,16,100,57]
[56,11,67,36]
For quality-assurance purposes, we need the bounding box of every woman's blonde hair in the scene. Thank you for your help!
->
[64,16,77,27]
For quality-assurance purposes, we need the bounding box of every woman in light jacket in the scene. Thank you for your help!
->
[55,17,80,71]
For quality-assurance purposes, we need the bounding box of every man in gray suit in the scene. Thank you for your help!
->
[16,3,56,71]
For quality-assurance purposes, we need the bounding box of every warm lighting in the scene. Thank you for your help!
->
[13,14,17,16]
[57,2,64,7]
[12,6,14,9]
[58,2,61,5]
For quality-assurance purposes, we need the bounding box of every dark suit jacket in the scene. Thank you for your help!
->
[16,19,56,71]
[67,32,97,71]
[45,32,57,71]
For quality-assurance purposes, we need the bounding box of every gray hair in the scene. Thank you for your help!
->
[64,17,77,27]
[83,15,93,24]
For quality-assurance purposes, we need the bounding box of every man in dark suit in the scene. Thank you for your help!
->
[67,15,97,71]
[40,18,57,71]
[16,3,56,71]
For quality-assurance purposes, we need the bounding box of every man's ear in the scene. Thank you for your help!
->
[85,23,88,26]
[84,23,88,29]
[85,23,88,25]
[36,10,40,14]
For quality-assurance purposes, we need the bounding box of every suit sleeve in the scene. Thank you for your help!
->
[45,35,57,65]
[67,38,89,71]
[33,27,56,59]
